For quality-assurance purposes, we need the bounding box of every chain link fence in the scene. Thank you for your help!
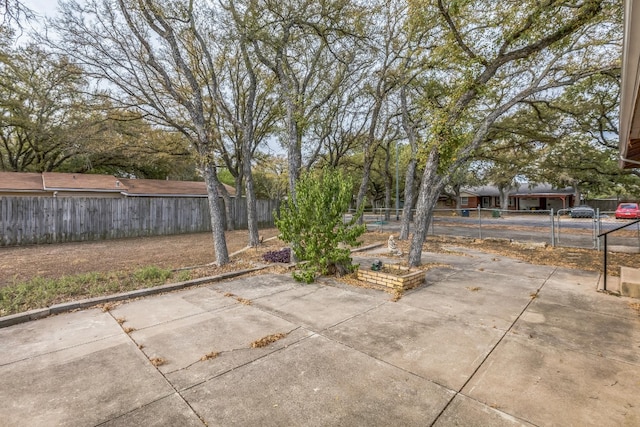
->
[348,207,640,251]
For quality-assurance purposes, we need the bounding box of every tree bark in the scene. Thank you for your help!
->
[285,96,301,201]
[383,144,392,222]
[355,156,373,223]
[399,157,417,240]
[203,162,230,266]
[499,186,510,210]
[218,183,235,231]
[408,147,446,267]
[399,86,418,240]
[239,34,261,247]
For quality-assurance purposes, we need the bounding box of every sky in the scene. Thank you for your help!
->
[22,0,59,18]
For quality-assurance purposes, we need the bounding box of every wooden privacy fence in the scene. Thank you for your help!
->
[0,197,279,246]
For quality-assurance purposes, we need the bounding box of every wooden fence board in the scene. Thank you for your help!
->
[0,197,277,246]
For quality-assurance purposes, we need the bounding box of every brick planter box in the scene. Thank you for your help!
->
[356,264,425,291]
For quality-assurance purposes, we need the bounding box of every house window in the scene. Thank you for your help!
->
[461,197,469,206]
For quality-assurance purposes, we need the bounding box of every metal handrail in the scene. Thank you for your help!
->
[597,218,640,291]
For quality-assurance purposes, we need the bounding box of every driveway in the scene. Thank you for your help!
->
[1,246,639,426]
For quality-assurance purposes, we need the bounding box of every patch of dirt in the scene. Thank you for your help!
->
[0,229,280,287]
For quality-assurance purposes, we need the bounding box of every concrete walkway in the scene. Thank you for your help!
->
[1,246,640,426]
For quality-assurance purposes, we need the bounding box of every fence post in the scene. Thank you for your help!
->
[603,234,608,291]
[477,206,482,240]
[550,208,555,247]
[595,208,601,251]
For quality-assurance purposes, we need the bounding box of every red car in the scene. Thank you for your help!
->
[615,202,640,219]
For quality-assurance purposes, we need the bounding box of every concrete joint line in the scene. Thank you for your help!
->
[178,327,314,394]
[318,300,390,334]
[428,267,558,427]
[177,325,305,373]
[105,309,208,426]
[0,333,123,368]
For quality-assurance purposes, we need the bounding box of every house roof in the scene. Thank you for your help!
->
[461,185,501,197]
[510,184,574,196]
[462,184,573,197]
[620,0,640,168]
[42,172,125,193]
[119,178,236,197]
[0,172,45,192]
[0,171,236,197]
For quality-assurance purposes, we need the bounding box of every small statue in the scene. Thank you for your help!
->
[387,235,403,256]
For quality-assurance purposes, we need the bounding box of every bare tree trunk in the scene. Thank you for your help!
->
[499,187,510,210]
[286,97,301,201]
[240,40,261,247]
[234,178,243,228]
[203,162,230,266]
[409,148,445,267]
[453,184,462,211]
[355,156,373,223]
[244,166,259,246]
[399,86,417,240]
[383,144,392,221]
[399,157,416,240]
[218,183,235,231]
[243,144,259,246]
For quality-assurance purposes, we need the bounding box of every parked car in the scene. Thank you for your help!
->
[615,202,640,219]
[570,205,595,218]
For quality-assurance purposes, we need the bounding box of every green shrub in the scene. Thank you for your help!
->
[275,168,365,283]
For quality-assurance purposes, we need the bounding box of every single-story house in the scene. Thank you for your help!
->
[0,172,235,198]
[460,184,575,211]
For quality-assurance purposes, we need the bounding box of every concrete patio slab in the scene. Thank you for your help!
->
[100,393,204,427]
[183,334,454,427]
[545,266,602,285]
[425,268,545,297]
[400,284,532,331]
[433,394,536,427]
[462,334,640,426]
[129,304,300,376]
[208,273,300,300]
[0,309,122,365]
[466,256,557,280]
[166,327,312,391]
[251,283,386,331]
[423,265,465,284]
[324,302,505,390]
[514,299,640,364]
[110,286,234,330]
[542,283,640,320]
[0,334,173,426]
